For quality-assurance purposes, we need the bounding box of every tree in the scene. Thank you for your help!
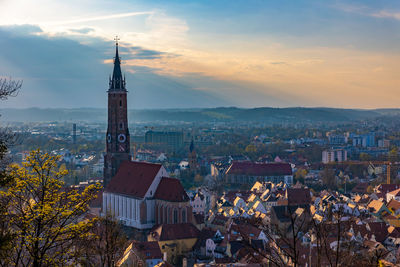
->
[263,205,312,267]
[0,77,22,186]
[194,174,203,183]
[388,147,398,162]
[366,185,374,194]
[0,77,21,261]
[0,77,21,100]
[0,150,101,267]
[322,168,336,189]
[75,212,128,266]
[359,152,372,161]
[294,169,307,184]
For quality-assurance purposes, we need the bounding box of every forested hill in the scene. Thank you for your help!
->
[0,107,396,123]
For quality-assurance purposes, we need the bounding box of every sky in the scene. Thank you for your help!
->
[0,0,399,109]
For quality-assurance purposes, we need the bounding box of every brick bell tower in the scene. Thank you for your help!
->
[104,37,131,186]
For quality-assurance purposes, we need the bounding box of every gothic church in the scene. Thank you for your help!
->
[102,40,192,230]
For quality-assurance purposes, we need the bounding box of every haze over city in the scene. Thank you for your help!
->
[1,0,400,109]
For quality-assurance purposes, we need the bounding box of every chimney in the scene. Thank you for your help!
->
[163,252,167,262]
[182,258,187,267]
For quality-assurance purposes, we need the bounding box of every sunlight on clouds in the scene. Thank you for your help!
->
[44,11,154,26]
[121,42,400,108]
[1,0,400,108]
[334,2,400,21]
[122,11,189,53]
[372,10,400,20]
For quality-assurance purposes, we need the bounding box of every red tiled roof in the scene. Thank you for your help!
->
[150,223,200,241]
[215,257,233,264]
[366,222,389,243]
[230,224,262,240]
[210,214,229,226]
[154,261,173,267]
[388,188,400,197]
[154,177,189,202]
[105,161,162,198]
[224,190,252,203]
[387,199,400,211]
[376,184,400,194]
[132,241,162,260]
[226,161,292,176]
[352,182,369,194]
[286,188,311,205]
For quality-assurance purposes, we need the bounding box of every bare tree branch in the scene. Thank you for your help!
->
[0,78,22,100]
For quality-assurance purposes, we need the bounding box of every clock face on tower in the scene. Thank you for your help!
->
[107,133,112,143]
[118,133,126,143]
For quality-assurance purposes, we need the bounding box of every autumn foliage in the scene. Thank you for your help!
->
[0,150,101,267]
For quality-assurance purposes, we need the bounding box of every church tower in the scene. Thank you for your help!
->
[188,138,198,172]
[104,38,131,186]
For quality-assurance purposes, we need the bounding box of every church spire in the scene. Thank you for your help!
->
[189,138,195,153]
[109,36,126,90]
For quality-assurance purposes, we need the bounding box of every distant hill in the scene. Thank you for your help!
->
[0,107,396,124]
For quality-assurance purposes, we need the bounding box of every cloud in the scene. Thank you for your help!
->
[333,2,400,21]
[371,10,400,20]
[270,62,287,65]
[68,27,95,34]
[123,46,168,60]
[45,11,154,26]
[0,24,239,109]
[0,24,43,35]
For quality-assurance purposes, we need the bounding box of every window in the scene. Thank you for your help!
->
[173,209,178,224]
[119,100,122,107]
[182,209,186,223]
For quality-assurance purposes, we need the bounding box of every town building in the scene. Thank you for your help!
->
[103,161,193,230]
[322,149,347,163]
[145,131,184,150]
[328,134,347,145]
[225,161,293,186]
[148,223,200,263]
[117,241,163,267]
[352,132,376,147]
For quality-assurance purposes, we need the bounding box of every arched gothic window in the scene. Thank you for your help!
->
[182,208,187,223]
[173,209,178,224]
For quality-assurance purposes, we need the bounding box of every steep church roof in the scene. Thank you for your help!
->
[189,139,195,153]
[109,40,126,90]
[105,161,162,198]
[154,177,189,202]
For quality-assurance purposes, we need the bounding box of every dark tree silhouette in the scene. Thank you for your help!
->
[0,77,21,263]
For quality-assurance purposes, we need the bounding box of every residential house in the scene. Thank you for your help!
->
[387,188,400,203]
[117,241,163,267]
[148,223,200,263]
[387,199,400,216]
[367,199,390,217]
[278,188,311,206]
